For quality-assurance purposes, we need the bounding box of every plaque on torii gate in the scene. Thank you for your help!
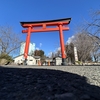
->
[20,18,71,65]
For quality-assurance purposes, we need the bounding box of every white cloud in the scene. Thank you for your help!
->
[39,43,42,47]
[66,35,74,44]
[57,47,61,51]
[48,52,52,57]
[54,47,61,53]
[36,47,40,50]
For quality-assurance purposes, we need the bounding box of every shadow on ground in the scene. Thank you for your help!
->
[0,66,100,100]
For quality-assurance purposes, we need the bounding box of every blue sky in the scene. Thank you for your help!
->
[0,0,100,56]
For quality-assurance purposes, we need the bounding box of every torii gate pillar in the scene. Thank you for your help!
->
[20,18,71,65]
[59,23,66,65]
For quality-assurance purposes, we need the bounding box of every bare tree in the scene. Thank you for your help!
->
[80,10,100,62]
[51,52,55,58]
[68,9,100,63]
[85,10,100,46]
[65,43,75,64]
[72,32,93,62]
[0,26,21,55]
[91,41,100,62]
[55,49,61,57]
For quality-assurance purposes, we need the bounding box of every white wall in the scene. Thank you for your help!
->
[14,55,40,65]
[27,56,36,65]
[14,55,24,65]
[55,57,62,65]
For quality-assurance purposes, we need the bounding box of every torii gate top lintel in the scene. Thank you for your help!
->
[20,18,71,27]
[20,18,71,65]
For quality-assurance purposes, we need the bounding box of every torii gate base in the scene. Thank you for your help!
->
[20,18,71,65]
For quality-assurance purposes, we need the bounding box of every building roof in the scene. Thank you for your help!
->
[34,56,40,59]
[13,54,40,59]
[53,56,62,60]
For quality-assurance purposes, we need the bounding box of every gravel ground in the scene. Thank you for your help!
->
[0,65,100,100]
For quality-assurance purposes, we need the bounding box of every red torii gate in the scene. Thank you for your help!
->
[20,18,71,65]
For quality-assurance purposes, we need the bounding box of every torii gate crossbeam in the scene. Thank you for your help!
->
[20,18,71,65]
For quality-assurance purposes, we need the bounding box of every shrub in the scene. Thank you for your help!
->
[0,53,13,65]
